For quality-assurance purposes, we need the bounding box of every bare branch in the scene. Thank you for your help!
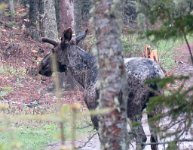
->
[141,138,193,146]
[77,132,98,149]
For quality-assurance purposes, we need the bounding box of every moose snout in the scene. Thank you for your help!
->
[39,69,52,77]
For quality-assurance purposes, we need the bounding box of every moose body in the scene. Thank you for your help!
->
[39,28,165,150]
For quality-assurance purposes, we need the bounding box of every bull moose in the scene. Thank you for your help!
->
[39,28,165,150]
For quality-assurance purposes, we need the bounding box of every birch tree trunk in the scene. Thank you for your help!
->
[93,1,128,150]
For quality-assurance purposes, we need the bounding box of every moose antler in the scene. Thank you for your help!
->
[41,38,59,47]
[75,29,88,44]
[41,28,88,47]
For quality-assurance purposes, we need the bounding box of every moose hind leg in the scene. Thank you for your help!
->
[147,113,158,150]
[130,115,147,150]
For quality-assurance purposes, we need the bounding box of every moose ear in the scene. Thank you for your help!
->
[63,27,72,41]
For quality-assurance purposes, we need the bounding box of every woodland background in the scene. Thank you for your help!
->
[0,0,193,150]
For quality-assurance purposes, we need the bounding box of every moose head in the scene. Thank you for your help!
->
[39,28,73,77]
[38,28,97,88]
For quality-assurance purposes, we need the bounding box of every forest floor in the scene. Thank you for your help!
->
[173,41,193,88]
[0,6,193,150]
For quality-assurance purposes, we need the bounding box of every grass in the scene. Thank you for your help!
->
[0,123,58,150]
[155,38,180,70]
[156,35,193,70]
[122,34,150,57]
[0,121,92,150]
[0,65,26,76]
[0,86,13,99]
[0,108,93,150]
[0,64,25,99]
[0,53,93,150]
[122,33,193,71]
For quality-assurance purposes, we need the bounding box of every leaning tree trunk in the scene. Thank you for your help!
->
[93,1,128,150]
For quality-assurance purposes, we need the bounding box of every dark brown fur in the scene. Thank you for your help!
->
[39,28,165,150]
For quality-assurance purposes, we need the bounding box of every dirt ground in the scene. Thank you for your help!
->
[173,39,193,89]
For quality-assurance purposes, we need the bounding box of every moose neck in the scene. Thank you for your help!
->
[66,46,98,89]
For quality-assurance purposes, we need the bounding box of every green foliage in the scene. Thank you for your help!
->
[0,66,26,76]
[0,103,94,150]
[154,38,178,70]
[146,75,193,141]
[0,124,58,150]
[138,0,193,40]
[167,141,178,150]
[146,14,193,41]
[121,34,151,57]
[20,0,29,6]
[0,114,92,150]
[121,33,187,70]
[0,86,13,99]
[0,3,7,11]
[135,3,193,134]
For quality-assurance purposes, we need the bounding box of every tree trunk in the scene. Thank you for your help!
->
[93,1,128,150]
[9,0,15,18]
[73,0,92,49]
[54,0,76,90]
[58,0,74,34]
[123,0,137,26]
[73,0,92,34]
[38,0,44,37]
[54,0,60,33]
[29,0,40,40]
[43,0,58,40]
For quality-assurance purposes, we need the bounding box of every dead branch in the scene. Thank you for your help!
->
[77,132,98,149]
[141,138,193,146]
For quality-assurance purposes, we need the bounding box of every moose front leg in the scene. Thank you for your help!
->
[83,88,99,130]
[147,111,159,150]
[130,115,147,150]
